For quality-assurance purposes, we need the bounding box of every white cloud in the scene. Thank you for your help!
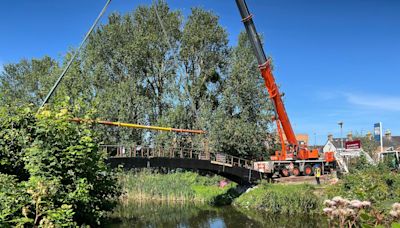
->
[315,89,400,112]
[345,93,400,112]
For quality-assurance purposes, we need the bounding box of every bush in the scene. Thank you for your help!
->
[0,174,29,226]
[0,106,35,179]
[325,166,400,210]
[0,105,121,226]
[233,184,321,214]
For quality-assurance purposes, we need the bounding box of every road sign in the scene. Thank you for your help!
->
[345,140,361,149]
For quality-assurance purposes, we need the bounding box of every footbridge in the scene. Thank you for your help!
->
[103,145,269,185]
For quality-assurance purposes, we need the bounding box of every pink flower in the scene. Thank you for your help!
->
[323,208,333,214]
[324,200,336,207]
[350,200,363,209]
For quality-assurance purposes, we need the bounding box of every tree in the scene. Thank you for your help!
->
[178,7,229,127]
[0,56,60,107]
[360,136,379,158]
[0,1,275,158]
[209,32,274,159]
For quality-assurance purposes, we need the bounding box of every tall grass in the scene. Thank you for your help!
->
[119,169,236,204]
[233,184,321,214]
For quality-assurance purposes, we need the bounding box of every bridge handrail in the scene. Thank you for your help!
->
[100,144,254,170]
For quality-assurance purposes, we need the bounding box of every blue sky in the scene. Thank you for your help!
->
[1,0,399,144]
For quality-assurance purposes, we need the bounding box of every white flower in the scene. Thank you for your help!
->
[338,209,348,216]
[332,196,344,202]
[390,210,398,218]
[332,210,340,217]
[346,208,355,216]
[393,203,400,210]
[361,201,371,208]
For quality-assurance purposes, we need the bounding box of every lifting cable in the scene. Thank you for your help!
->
[40,0,113,109]
[153,0,175,59]
[152,0,197,116]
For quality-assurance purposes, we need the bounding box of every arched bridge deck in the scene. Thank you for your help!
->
[103,145,269,185]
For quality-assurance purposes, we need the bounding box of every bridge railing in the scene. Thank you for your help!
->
[101,145,254,170]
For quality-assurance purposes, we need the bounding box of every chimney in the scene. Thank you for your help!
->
[385,129,392,141]
[347,131,353,141]
[366,131,372,140]
[328,133,333,142]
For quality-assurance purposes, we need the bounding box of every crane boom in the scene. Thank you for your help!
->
[235,0,298,147]
[71,118,206,134]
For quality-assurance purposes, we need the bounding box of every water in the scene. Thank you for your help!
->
[106,201,326,228]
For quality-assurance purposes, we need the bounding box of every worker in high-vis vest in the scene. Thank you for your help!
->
[315,166,321,185]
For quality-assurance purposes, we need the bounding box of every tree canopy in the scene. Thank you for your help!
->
[0,0,276,159]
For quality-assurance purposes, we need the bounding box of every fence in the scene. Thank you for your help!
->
[101,144,254,170]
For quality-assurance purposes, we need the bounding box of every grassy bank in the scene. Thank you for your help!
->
[233,183,322,214]
[119,170,236,204]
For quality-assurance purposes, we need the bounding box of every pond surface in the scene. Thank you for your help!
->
[106,201,326,228]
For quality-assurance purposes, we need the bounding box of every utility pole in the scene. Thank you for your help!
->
[313,131,316,147]
[338,121,344,150]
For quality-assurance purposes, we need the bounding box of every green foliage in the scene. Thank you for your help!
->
[0,1,274,159]
[233,184,321,214]
[0,174,29,226]
[0,56,60,107]
[120,170,235,204]
[352,153,373,171]
[206,32,274,158]
[326,166,400,210]
[0,106,35,179]
[360,136,379,158]
[0,106,121,226]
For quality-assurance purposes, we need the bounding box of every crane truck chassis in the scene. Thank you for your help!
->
[254,157,336,177]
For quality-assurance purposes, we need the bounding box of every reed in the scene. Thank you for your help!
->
[119,169,235,204]
[233,183,321,215]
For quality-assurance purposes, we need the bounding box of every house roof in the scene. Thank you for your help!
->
[383,136,400,149]
[329,138,349,149]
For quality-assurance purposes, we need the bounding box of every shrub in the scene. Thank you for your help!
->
[0,105,121,226]
[325,166,400,210]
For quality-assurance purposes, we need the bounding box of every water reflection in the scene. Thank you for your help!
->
[106,201,326,228]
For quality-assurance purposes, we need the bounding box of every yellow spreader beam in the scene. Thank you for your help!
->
[71,118,206,134]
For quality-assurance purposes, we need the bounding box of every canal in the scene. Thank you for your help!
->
[106,201,326,227]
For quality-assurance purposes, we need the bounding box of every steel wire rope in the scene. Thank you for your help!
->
[152,0,197,117]
[153,0,208,152]
[40,0,113,109]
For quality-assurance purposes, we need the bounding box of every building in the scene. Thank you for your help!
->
[322,132,355,152]
[322,130,400,153]
[381,130,400,151]
[282,133,309,145]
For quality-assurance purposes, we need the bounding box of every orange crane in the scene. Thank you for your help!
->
[235,0,335,177]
